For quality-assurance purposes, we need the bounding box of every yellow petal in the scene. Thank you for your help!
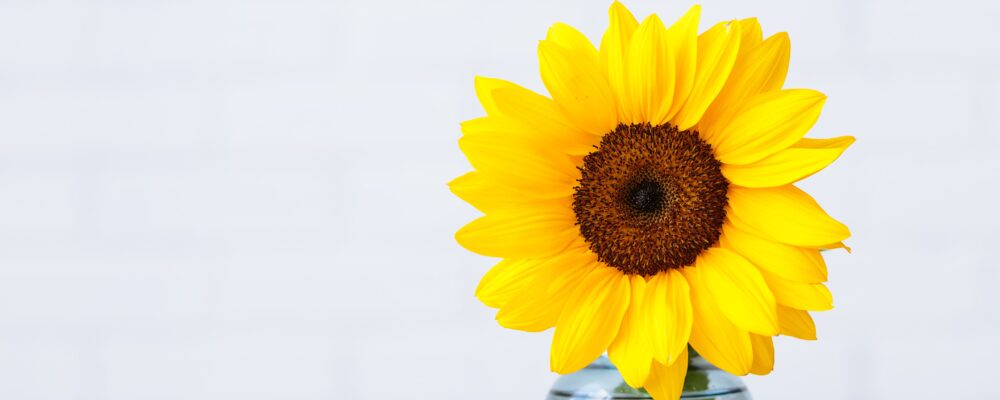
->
[539,38,618,135]
[818,241,852,252]
[722,136,855,187]
[727,185,850,247]
[484,82,599,155]
[720,221,828,283]
[738,18,763,52]
[551,267,631,374]
[699,32,790,137]
[607,275,652,388]
[796,135,857,150]
[624,14,673,124]
[711,89,827,165]
[449,172,538,213]
[474,76,515,116]
[455,201,577,259]
[683,267,753,376]
[664,5,701,121]
[645,270,693,364]
[475,258,548,308]
[672,20,741,131]
[496,250,598,332]
[546,22,599,57]
[458,129,578,196]
[599,1,639,120]
[696,248,779,335]
[760,269,834,311]
[749,32,790,93]
[461,115,595,162]
[462,120,593,168]
[777,304,817,340]
[749,334,775,375]
[448,172,504,213]
[644,348,689,400]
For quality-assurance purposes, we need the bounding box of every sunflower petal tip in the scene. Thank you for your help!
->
[472,75,498,90]
[828,241,853,253]
[548,353,563,374]
[454,228,469,245]
[447,174,467,188]
[608,1,634,22]
[795,90,828,108]
[544,23,564,39]
[796,89,826,102]
[643,13,663,25]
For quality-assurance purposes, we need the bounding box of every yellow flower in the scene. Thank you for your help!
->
[452,2,852,399]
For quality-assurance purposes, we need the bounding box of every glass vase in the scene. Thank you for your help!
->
[547,350,751,399]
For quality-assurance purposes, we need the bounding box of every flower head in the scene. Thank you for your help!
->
[452,2,852,399]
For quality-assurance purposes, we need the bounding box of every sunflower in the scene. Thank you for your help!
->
[451,2,852,399]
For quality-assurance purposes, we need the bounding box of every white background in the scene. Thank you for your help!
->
[0,0,997,399]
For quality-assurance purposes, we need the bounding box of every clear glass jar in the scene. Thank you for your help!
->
[547,351,751,399]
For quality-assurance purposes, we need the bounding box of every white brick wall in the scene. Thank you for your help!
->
[0,0,996,398]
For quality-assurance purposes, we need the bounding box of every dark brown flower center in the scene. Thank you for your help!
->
[572,123,729,276]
